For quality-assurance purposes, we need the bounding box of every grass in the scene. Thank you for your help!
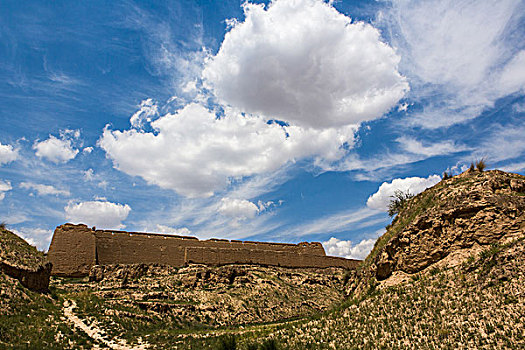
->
[210,239,525,349]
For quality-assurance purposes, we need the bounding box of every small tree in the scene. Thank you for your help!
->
[442,171,451,180]
[388,190,414,217]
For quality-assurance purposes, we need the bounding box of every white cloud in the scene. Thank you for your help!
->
[0,142,18,165]
[473,123,525,162]
[34,131,80,163]
[83,146,93,154]
[282,207,384,237]
[322,237,377,260]
[500,161,525,173]
[19,182,70,196]
[130,98,159,129]
[100,103,355,197]
[513,101,525,113]
[84,168,95,181]
[11,228,54,251]
[396,136,468,157]
[3,213,28,225]
[367,174,441,211]
[218,197,260,220]
[203,0,408,129]
[380,0,525,128]
[151,224,192,236]
[64,200,131,229]
[0,180,12,200]
[498,50,525,95]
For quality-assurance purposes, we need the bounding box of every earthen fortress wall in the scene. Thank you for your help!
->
[48,223,361,276]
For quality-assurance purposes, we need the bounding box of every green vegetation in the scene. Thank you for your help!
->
[183,239,524,349]
[387,189,414,217]
[218,335,238,350]
[0,227,93,349]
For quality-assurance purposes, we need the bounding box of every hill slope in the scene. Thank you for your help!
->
[0,226,94,348]
[178,170,525,349]
[351,169,525,295]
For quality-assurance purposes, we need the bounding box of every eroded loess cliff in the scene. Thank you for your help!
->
[351,169,525,295]
[0,226,52,292]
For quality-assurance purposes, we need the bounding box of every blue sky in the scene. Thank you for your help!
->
[1,0,524,259]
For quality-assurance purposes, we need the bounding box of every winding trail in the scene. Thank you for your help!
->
[63,299,149,350]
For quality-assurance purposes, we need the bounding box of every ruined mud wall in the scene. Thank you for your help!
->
[47,224,96,277]
[184,247,359,269]
[48,224,360,276]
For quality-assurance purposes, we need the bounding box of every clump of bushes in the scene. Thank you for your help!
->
[475,159,486,172]
[469,159,487,172]
[442,171,452,180]
[388,190,414,217]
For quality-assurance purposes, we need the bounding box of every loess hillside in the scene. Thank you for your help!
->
[0,226,93,348]
[173,169,525,349]
[1,169,525,349]
[351,169,525,295]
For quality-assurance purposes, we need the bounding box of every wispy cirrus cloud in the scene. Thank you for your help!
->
[379,0,525,128]
[280,206,385,238]
[20,182,70,197]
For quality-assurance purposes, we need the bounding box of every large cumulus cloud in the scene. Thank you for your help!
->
[100,103,355,197]
[203,0,408,129]
[64,200,131,229]
[100,0,408,198]
[367,174,441,211]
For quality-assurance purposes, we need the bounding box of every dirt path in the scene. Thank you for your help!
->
[63,299,149,350]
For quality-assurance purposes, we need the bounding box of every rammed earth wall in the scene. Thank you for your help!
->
[47,223,360,276]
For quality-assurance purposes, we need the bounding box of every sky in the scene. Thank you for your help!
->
[0,0,524,259]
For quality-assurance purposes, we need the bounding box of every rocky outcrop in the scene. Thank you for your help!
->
[0,261,52,292]
[352,170,525,294]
